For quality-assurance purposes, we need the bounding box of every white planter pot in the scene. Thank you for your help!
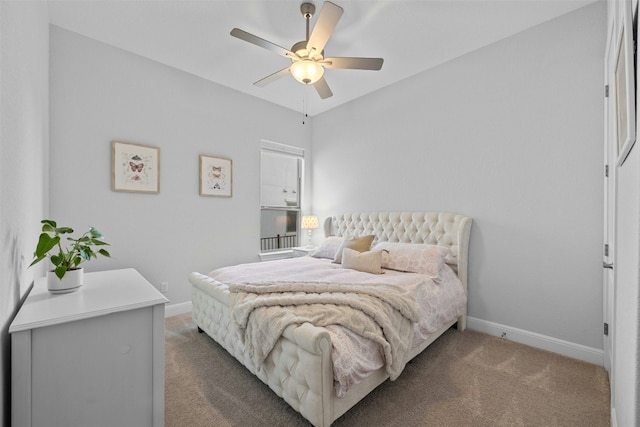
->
[47,268,84,293]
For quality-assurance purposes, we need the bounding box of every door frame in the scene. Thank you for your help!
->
[603,16,616,381]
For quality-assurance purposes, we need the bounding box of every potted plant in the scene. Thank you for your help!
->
[30,219,111,293]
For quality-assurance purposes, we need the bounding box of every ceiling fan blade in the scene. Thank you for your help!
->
[323,57,384,70]
[306,2,343,55]
[254,67,291,87]
[231,28,296,59]
[313,76,333,99]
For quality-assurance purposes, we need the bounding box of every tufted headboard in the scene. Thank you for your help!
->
[323,212,473,294]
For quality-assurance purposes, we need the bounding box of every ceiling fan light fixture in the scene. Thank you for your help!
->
[290,60,324,84]
[231,1,382,99]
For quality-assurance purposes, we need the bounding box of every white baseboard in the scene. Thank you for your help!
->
[466,317,604,366]
[611,408,617,427]
[165,301,192,318]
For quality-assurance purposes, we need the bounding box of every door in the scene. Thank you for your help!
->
[605,3,640,424]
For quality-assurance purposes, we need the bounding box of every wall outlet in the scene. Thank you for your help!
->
[160,281,169,293]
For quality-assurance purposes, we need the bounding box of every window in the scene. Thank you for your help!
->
[260,209,299,251]
[260,141,304,253]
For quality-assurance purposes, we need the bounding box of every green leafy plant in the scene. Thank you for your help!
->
[29,219,111,279]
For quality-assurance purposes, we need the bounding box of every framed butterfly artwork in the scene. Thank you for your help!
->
[112,141,160,193]
[199,154,232,197]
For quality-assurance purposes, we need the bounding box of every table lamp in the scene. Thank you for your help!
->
[301,215,319,248]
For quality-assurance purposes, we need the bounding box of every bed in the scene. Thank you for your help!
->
[189,211,472,426]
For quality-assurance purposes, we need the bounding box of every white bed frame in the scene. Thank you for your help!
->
[190,211,473,427]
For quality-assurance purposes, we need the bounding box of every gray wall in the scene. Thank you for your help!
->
[49,26,311,307]
[0,2,49,425]
[311,2,606,350]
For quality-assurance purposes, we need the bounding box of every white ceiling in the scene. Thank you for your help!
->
[48,0,597,116]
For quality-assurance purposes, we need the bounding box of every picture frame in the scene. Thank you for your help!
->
[615,0,636,166]
[199,154,232,197]
[112,141,160,193]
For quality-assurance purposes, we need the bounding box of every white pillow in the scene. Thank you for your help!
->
[371,242,452,278]
[310,236,343,259]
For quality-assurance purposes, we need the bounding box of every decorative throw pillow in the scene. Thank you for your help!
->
[310,236,343,259]
[341,248,384,274]
[371,242,452,278]
[332,235,376,264]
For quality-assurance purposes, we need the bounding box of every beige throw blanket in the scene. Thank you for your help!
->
[228,281,420,381]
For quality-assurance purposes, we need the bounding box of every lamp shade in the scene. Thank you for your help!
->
[301,215,319,230]
[290,60,324,84]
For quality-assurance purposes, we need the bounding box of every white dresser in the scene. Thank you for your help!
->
[10,268,169,427]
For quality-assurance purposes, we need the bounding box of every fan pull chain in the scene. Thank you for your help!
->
[302,97,308,125]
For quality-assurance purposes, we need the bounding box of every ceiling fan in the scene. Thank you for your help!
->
[230,1,384,99]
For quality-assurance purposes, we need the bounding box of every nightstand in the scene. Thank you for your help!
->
[292,246,316,257]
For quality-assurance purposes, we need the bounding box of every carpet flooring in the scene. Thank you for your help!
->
[165,313,610,426]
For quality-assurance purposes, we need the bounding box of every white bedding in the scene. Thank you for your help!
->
[207,255,466,397]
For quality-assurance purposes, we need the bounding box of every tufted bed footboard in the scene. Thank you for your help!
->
[191,275,334,425]
[190,212,473,426]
